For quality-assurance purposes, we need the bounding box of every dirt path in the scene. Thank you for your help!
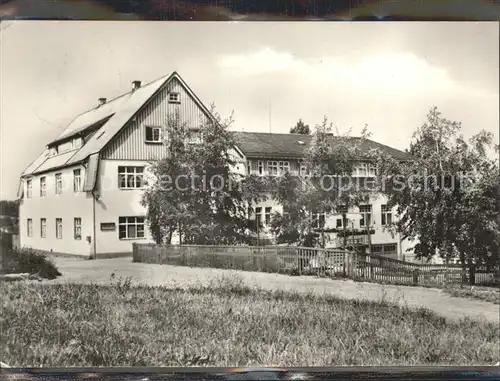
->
[47,256,500,324]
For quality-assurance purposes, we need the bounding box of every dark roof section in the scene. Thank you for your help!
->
[233,131,410,160]
[48,114,114,147]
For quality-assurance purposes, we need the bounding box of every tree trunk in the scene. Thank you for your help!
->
[459,250,467,284]
[467,253,476,286]
[365,223,372,254]
[351,222,355,251]
[342,213,347,249]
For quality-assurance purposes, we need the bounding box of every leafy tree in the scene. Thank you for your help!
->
[376,107,499,282]
[269,117,375,247]
[290,119,311,135]
[0,200,20,217]
[142,108,262,245]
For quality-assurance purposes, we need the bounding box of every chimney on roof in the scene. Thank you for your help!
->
[132,80,142,91]
[98,98,107,107]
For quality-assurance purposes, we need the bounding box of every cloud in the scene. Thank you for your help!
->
[218,48,459,94]
[218,47,305,75]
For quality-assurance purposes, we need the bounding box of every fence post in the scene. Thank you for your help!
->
[298,249,302,276]
[343,249,347,277]
[469,264,476,286]
[412,268,419,285]
[369,255,373,280]
[132,243,137,262]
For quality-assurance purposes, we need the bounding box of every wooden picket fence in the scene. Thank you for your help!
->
[133,243,499,287]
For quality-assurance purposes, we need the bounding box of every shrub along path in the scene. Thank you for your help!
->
[48,256,499,324]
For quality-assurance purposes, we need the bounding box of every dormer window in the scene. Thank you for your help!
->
[168,92,180,103]
[73,137,83,149]
[145,126,162,143]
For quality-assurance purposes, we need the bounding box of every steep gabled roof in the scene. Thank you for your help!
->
[21,74,169,177]
[233,131,410,160]
[22,72,215,177]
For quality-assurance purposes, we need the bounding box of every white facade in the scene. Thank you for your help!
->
[19,163,94,256]
[244,159,416,261]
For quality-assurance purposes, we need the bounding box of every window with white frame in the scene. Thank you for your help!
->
[73,169,82,192]
[187,129,202,145]
[255,207,262,228]
[145,126,162,143]
[40,177,47,197]
[73,137,83,149]
[264,207,272,225]
[118,217,145,239]
[118,166,145,189]
[26,179,32,198]
[368,163,377,177]
[168,92,180,103]
[359,205,372,227]
[258,161,264,176]
[74,218,82,240]
[56,218,63,239]
[381,204,392,226]
[278,161,290,175]
[355,163,368,176]
[27,218,33,237]
[337,205,348,215]
[267,161,278,176]
[55,173,63,194]
[312,212,326,229]
[40,218,46,238]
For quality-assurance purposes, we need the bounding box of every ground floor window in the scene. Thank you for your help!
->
[371,243,397,256]
[27,218,33,237]
[40,218,46,238]
[56,218,63,239]
[359,204,372,227]
[264,207,272,225]
[74,218,82,240]
[255,207,262,229]
[119,217,145,239]
[312,212,326,229]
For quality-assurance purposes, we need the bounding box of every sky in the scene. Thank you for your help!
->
[1,21,498,200]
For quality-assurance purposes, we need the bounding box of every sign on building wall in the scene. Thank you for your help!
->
[100,222,116,231]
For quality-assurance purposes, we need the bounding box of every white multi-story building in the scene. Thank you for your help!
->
[18,72,416,261]
[234,132,416,261]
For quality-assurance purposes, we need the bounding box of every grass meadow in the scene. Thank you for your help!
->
[1,275,499,367]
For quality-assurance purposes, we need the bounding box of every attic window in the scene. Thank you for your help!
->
[145,126,162,143]
[297,140,305,145]
[73,137,83,149]
[168,92,180,103]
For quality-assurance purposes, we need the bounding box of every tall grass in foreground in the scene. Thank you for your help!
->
[443,285,500,305]
[1,275,498,367]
